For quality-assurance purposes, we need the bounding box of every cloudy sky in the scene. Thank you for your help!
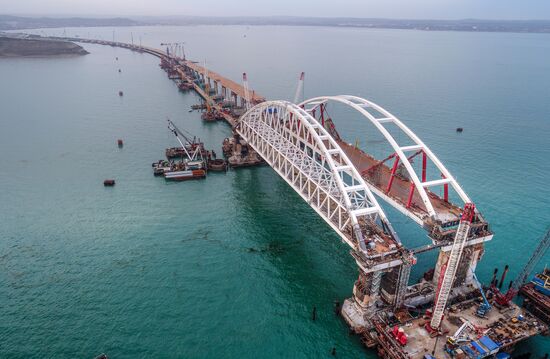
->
[2,0,549,19]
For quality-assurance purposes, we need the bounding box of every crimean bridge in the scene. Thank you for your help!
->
[51,36,503,358]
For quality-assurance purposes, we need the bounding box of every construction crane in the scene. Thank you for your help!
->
[293,72,305,104]
[471,270,491,317]
[429,203,476,330]
[161,42,185,59]
[167,119,202,161]
[242,72,251,110]
[493,228,550,306]
[447,320,476,346]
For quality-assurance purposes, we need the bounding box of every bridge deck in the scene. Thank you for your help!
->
[184,61,265,104]
[338,141,462,224]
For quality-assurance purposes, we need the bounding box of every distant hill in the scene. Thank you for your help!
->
[138,16,550,33]
[2,14,550,33]
[0,36,88,57]
[0,15,140,30]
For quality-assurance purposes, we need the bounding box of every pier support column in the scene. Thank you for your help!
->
[232,92,238,107]
[340,267,385,332]
[213,80,218,94]
[433,243,484,291]
[352,269,383,312]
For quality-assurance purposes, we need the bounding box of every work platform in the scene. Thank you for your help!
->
[343,289,547,359]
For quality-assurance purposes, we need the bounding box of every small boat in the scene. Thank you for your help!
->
[103,179,115,186]
[152,160,171,176]
[531,268,550,296]
[118,91,124,97]
[191,103,207,110]
[207,159,227,172]
[456,127,463,132]
[201,111,218,122]
[117,139,123,147]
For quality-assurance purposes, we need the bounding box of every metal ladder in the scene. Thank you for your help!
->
[394,255,414,308]
[430,203,475,329]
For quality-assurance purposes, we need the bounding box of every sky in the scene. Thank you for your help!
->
[1,0,550,20]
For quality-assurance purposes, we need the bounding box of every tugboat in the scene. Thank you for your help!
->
[532,267,550,295]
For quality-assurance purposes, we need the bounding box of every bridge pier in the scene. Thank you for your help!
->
[432,242,484,289]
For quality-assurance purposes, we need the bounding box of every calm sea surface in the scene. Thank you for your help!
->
[1,26,549,357]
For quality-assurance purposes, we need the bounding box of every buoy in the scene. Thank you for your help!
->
[118,69,121,73]
[331,347,336,356]
[116,57,118,61]
[456,127,463,133]
[312,306,317,321]
[119,91,124,97]
[103,179,115,186]
[117,139,123,147]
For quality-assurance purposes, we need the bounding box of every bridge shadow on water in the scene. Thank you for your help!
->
[229,165,371,357]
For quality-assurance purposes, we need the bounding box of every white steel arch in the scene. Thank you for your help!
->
[300,95,471,223]
[235,101,401,258]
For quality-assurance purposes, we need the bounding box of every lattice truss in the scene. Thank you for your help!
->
[237,101,391,252]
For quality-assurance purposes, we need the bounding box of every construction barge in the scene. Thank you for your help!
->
[53,35,550,358]
[158,55,265,168]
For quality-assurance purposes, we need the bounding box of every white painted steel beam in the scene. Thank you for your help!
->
[236,100,394,256]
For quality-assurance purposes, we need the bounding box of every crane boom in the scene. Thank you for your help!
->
[513,229,550,290]
[293,72,305,104]
[472,270,491,316]
[167,120,192,159]
[167,119,194,144]
[430,203,476,330]
[242,73,251,110]
[492,228,550,306]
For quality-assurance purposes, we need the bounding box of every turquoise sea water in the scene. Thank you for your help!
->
[1,26,549,357]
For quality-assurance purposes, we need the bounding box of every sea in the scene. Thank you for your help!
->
[1,25,549,358]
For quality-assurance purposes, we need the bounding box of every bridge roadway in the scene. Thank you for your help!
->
[51,36,263,119]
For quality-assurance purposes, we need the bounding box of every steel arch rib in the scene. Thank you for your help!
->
[236,101,396,252]
[300,95,471,220]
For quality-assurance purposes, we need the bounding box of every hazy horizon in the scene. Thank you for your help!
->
[1,0,550,21]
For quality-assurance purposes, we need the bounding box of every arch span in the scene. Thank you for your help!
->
[236,101,403,267]
[300,95,471,226]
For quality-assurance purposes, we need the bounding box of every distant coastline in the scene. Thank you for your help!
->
[2,14,550,34]
[0,36,88,57]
